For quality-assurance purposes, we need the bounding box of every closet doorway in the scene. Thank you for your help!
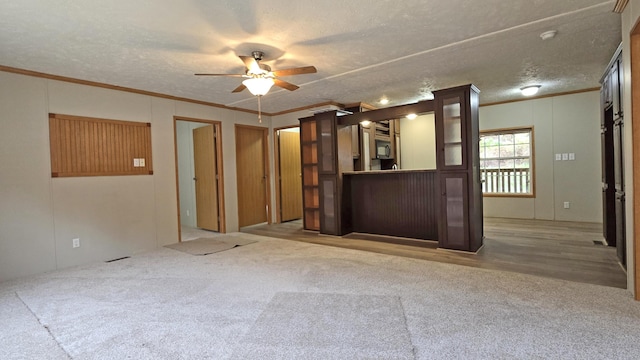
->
[174,117,225,241]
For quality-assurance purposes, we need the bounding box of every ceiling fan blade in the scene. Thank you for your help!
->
[272,66,317,77]
[194,73,245,77]
[232,84,247,93]
[274,79,300,91]
[239,55,261,74]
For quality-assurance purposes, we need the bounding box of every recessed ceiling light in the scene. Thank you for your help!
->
[379,98,389,105]
[406,113,417,120]
[540,30,557,40]
[520,85,541,96]
[360,120,371,126]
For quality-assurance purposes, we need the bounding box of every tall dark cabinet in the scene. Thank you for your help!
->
[434,85,483,252]
[300,118,320,231]
[300,111,353,235]
[600,45,625,267]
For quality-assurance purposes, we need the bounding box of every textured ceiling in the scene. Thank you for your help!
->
[0,0,621,113]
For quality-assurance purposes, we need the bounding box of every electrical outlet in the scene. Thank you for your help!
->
[186,210,190,216]
[139,158,145,167]
[563,202,570,209]
[568,153,575,161]
[555,153,562,161]
[72,238,80,248]
[562,153,568,161]
[133,158,140,167]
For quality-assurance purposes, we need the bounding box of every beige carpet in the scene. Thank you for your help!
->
[2,232,640,359]
[164,236,256,255]
[231,292,414,359]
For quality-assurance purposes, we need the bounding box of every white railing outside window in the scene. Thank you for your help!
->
[480,127,533,196]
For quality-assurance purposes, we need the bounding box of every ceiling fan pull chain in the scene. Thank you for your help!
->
[258,95,262,123]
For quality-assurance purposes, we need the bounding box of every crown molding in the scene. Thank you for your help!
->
[0,65,265,115]
[614,0,629,13]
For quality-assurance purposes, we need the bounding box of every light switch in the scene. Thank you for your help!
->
[133,158,140,167]
[568,153,575,161]
[139,158,145,167]
[555,154,562,161]
[562,153,568,161]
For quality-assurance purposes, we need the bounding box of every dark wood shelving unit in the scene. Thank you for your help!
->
[300,111,354,235]
[300,118,320,231]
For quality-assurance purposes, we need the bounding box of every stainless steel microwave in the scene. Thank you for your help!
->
[375,140,392,159]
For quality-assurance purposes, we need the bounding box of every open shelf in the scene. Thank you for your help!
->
[300,119,320,231]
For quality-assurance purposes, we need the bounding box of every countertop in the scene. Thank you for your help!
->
[343,169,436,175]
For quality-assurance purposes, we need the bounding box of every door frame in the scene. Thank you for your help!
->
[235,124,272,226]
[631,20,640,300]
[273,125,302,224]
[173,116,226,241]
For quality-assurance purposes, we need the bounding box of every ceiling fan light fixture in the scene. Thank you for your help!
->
[520,85,541,96]
[243,77,275,96]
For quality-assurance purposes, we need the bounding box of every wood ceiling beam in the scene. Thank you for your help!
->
[338,100,434,126]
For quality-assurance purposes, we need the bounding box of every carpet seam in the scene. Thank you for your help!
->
[14,291,73,360]
[398,297,418,359]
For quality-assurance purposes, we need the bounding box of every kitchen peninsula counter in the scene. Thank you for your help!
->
[342,169,438,241]
[342,169,435,175]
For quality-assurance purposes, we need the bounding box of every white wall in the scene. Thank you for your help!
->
[0,71,269,282]
[272,109,312,129]
[479,91,602,223]
[399,113,437,170]
[0,72,57,280]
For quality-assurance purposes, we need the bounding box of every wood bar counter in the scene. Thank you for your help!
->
[301,84,482,252]
[343,170,438,241]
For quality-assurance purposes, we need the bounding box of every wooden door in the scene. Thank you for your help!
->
[279,130,302,222]
[193,125,218,231]
[236,126,268,227]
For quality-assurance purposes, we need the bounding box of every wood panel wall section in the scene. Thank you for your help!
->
[345,170,438,241]
[49,113,153,177]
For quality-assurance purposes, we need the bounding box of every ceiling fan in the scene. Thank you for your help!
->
[195,51,317,96]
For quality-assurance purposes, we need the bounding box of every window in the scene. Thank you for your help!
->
[479,127,533,196]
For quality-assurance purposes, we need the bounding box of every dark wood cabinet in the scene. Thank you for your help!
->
[439,173,470,250]
[317,112,337,174]
[300,111,353,235]
[434,85,483,252]
[600,45,625,267]
[318,175,337,234]
[436,94,466,169]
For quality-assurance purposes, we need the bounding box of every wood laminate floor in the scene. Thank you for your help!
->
[241,217,627,289]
